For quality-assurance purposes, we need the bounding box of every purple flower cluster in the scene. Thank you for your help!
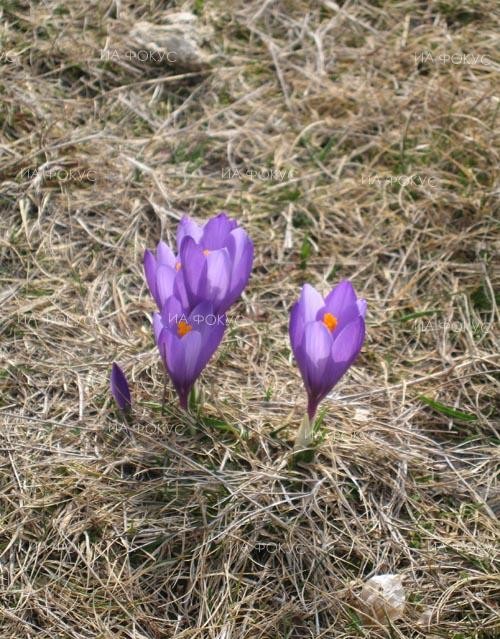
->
[110,212,367,449]
[144,213,253,408]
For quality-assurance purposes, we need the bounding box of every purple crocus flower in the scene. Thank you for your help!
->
[110,362,131,411]
[177,212,253,314]
[153,296,226,410]
[289,280,366,422]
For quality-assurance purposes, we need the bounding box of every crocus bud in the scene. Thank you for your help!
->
[110,362,131,411]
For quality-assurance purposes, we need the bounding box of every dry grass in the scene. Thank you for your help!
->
[1,0,499,637]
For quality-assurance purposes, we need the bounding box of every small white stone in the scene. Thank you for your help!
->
[129,11,211,70]
[358,574,405,624]
[417,608,434,627]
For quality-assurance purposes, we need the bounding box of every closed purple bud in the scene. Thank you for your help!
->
[110,362,131,411]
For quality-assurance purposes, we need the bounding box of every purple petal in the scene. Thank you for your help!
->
[180,330,203,382]
[189,301,226,375]
[299,284,325,323]
[156,240,176,268]
[201,213,238,250]
[160,295,184,330]
[163,329,202,406]
[316,359,351,404]
[305,317,366,404]
[180,237,208,307]
[331,316,365,365]
[110,362,131,411]
[143,249,158,305]
[205,249,231,306]
[156,265,176,309]
[289,301,305,354]
[227,228,249,265]
[301,321,334,396]
[292,337,309,390]
[177,215,203,251]
[324,280,357,315]
[316,281,366,332]
[157,327,168,367]
[316,301,361,332]
[163,331,185,387]
[173,269,189,309]
[223,228,254,310]
[289,284,326,375]
[194,320,225,378]
[152,312,163,345]
[187,300,215,329]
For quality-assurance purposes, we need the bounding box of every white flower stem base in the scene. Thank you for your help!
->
[294,413,312,451]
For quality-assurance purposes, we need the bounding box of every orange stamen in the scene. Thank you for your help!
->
[177,320,192,337]
[203,249,210,256]
[175,262,182,271]
[323,312,338,332]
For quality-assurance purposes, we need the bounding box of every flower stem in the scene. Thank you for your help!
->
[294,412,312,451]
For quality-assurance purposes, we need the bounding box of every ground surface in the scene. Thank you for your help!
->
[0,1,499,638]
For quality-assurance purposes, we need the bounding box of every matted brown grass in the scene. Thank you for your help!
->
[0,1,499,637]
